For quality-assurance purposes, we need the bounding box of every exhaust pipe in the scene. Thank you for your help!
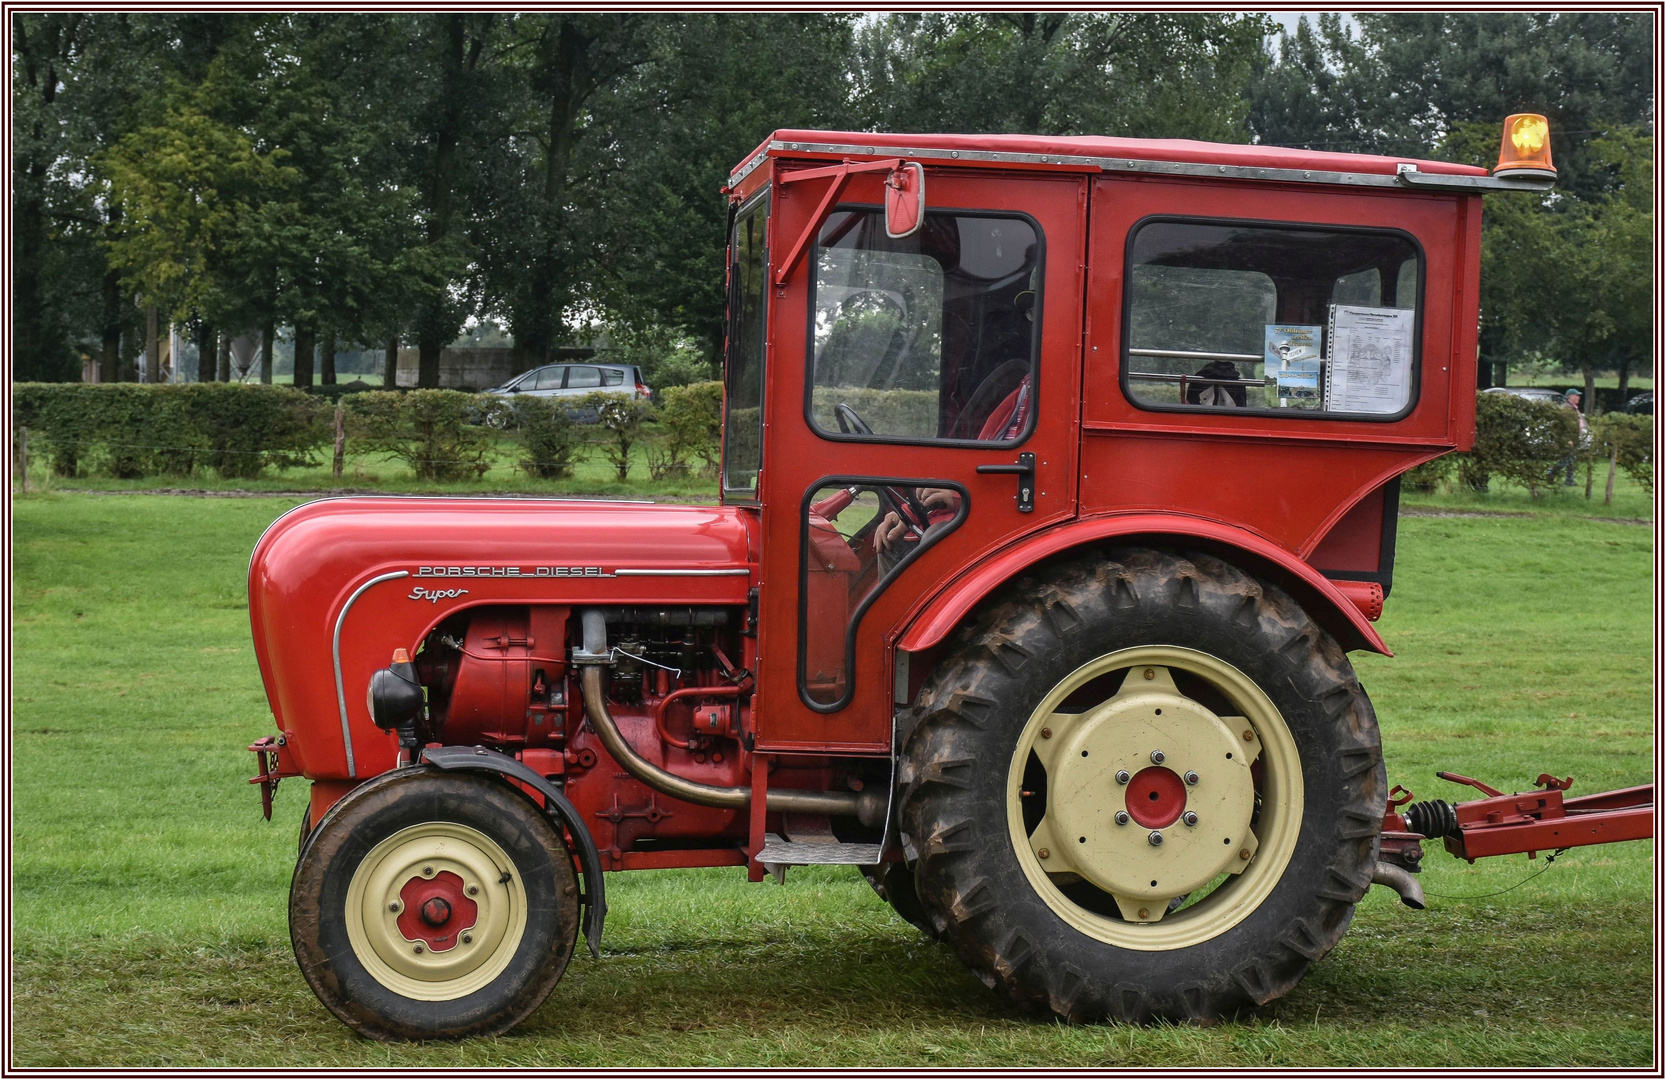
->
[576,610,885,826]
[1371,861,1427,910]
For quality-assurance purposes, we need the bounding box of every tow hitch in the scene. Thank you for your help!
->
[1373,771,1653,908]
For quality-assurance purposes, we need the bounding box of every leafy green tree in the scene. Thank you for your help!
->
[590,14,859,361]
[854,13,1271,141]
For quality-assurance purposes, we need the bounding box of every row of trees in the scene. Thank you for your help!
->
[13,13,1653,400]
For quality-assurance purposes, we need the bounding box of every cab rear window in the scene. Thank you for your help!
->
[1122,219,1421,419]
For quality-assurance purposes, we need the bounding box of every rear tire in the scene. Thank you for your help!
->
[860,861,939,939]
[290,769,580,1040]
[898,548,1384,1022]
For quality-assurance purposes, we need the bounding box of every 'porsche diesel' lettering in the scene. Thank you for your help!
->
[415,565,613,577]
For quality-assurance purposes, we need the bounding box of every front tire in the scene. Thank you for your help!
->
[290,769,580,1040]
[898,549,1385,1022]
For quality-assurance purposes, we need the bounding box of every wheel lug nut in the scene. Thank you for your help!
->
[1239,848,1252,861]
[466,884,479,897]
[388,901,400,912]
[1137,907,1150,919]
[1182,811,1198,827]
[1150,750,1165,764]
[462,933,473,944]
[1037,848,1050,859]
[1147,831,1164,847]
[1040,726,1053,740]
[1115,770,1130,785]
[1242,729,1254,742]
[1184,771,1199,785]
[422,865,434,877]
[413,943,424,954]
[1114,811,1130,826]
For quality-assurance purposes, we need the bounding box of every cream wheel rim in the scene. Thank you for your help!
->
[344,822,528,1001]
[1006,646,1303,950]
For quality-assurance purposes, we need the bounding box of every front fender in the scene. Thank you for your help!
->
[896,512,1390,657]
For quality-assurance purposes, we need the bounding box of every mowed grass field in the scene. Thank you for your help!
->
[9,491,1655,1066]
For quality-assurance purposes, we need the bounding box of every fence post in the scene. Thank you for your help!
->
[333,405,346,479]
[17,426,28,493]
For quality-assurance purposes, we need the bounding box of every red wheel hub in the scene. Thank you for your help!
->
[396,870,478,951]
[1125,766,1187,829]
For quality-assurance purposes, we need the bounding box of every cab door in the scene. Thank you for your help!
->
[752,166,1088,753]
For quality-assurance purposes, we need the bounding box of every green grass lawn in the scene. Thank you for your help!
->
[9,492,1654,1066]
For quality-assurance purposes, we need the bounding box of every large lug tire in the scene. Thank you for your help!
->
[897,549,1385,1023]
[860,860,940,940]
[290,769,581,1041]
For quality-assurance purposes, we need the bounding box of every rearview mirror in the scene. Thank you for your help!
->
[885,163,924,239]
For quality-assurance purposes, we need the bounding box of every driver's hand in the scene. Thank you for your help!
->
[873,488,961,553]
[873,512,911,554]
[917,488,960,513]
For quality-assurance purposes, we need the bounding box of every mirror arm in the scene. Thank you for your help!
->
[772,158,903,288]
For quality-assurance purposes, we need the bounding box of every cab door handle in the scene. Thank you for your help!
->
[977,452,1036,513]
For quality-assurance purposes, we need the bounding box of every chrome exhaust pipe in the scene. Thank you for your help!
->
[576,610,885,826]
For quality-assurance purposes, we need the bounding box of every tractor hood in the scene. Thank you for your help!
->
[248,496,755,778]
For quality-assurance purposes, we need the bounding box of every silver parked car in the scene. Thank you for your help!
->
[484,363,651,400]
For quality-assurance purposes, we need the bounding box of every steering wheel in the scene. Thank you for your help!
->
[832,402,932,532]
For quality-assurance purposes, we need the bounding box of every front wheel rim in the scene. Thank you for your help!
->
[1006,646,1304,950]
[344,821,529,1001]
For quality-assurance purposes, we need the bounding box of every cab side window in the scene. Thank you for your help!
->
[1122,219,1421,418]
[808,210,1042,443]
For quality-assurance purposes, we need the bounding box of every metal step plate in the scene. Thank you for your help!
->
[758,835,881,867]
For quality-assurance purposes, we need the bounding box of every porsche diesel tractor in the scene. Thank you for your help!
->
[247,116,1650,1039]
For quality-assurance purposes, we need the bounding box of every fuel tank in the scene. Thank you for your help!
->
[248,497,756,780]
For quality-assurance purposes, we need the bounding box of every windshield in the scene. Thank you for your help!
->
[722,199,768,496]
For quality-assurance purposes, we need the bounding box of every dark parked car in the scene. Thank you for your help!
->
[1624,390,1652,415]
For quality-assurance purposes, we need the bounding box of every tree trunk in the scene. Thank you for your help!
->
[320,328,337,386]
[418,328,443,388]
[100,273,122,384]
[260,322,275,384]
[293,324,316,388]
[217,333,232,382]
[118,325,133,382]
[384,335,400,388]
[144,305,160,383]
[1616,358,1631,405]
[196,323,216,383]
[1582,364,1597,416]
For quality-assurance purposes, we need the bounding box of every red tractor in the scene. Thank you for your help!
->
[248,117,1649,1039]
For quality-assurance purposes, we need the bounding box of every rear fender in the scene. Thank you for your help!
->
[895,512,1390,658]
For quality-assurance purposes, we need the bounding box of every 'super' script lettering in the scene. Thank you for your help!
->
[409,586,469,604]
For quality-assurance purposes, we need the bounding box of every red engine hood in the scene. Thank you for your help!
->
[249,496,756,779]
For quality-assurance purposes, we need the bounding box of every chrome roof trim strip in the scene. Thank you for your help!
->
[731,139,1554,195]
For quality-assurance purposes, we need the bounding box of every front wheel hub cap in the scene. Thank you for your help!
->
[1028,665,1261,921]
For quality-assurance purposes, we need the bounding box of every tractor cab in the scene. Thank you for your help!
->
[717,127,1550,755]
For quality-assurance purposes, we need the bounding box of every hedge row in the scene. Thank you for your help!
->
[12,381,725,483]
[13,383,330,479]
[1407,392,1652,498]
